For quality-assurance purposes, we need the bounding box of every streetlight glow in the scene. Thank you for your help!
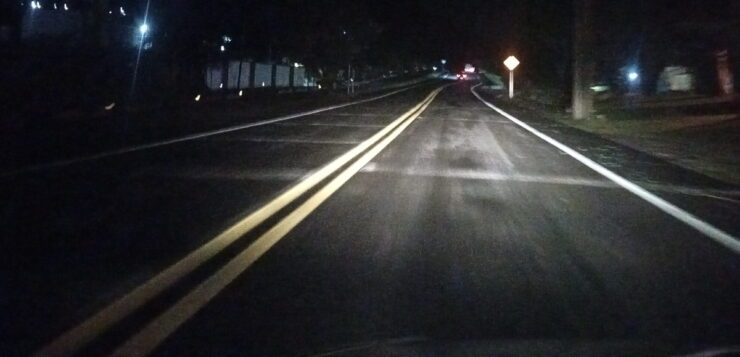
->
[139,24,149,35]
[628,71,639,81]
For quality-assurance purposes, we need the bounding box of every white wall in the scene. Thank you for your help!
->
[254,63,272,87]
[227,61,250,89]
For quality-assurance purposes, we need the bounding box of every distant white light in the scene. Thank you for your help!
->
[432,66,438,71]
[119,6,126,16]
[261,81,266,87]
[219,83,223,89]
[53,3,57,9]
[590,85,609,92]
[194,94,201,102]
[220,45,225,52]
[63,3,68,10]
[238,90,243,96]
[139,24,149,35]
[222,35,232,43]
[293,62,303,68]
[628,71,639,81]
[342,30,347,35]
[108,10,112,14]
[441,59,447,64]
[31,1,39,9]
[105,102,116,110]
[318,84,322,89]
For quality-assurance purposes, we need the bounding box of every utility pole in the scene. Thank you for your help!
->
[235,4,247,95]
[347,63,351,95]
[572,0,594,119]
[90,0,110,49]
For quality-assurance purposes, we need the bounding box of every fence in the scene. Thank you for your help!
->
[205,61,316,91]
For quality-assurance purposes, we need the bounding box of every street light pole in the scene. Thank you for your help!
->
[347,63,351,95]
[572,0,594,119]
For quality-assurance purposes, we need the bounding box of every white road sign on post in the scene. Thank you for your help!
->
[504,56,520,99]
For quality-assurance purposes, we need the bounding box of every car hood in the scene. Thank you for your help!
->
[307,337,740,357]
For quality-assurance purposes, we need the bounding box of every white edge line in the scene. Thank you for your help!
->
[2,84,429,177]
[471,84,740,254]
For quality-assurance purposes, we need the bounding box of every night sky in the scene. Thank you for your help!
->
[6,0,739,86]
[141,0,516,67]
[148,0,737,73]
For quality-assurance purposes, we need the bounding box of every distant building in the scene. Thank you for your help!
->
[21,6,84,41]
[0,0,22,43]
[14,1,137,48]
[657,66,695,93]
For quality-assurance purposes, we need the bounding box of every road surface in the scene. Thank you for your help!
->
[2,82,739,356]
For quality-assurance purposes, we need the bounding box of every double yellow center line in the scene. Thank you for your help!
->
[36,85,446,356]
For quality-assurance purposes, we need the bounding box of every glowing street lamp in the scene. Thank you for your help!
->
[138,24,149,35]
[504,56,520,99]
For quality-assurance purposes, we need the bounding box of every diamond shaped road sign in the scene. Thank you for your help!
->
[504,56,520,71]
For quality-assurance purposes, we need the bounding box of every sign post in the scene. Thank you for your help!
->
[504,56,520,99]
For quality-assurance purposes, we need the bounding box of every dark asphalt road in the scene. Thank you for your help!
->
[2,82,739,356]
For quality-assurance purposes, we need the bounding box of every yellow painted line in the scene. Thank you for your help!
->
[110,86,445,357]
[34,87,443,357]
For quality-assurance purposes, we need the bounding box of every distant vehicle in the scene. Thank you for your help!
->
[442,73,459,80]
[457,72,479,81]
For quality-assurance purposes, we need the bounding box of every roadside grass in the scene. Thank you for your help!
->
[558,109,740,185]
[563,111,738,137]
[487,84,740,185]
